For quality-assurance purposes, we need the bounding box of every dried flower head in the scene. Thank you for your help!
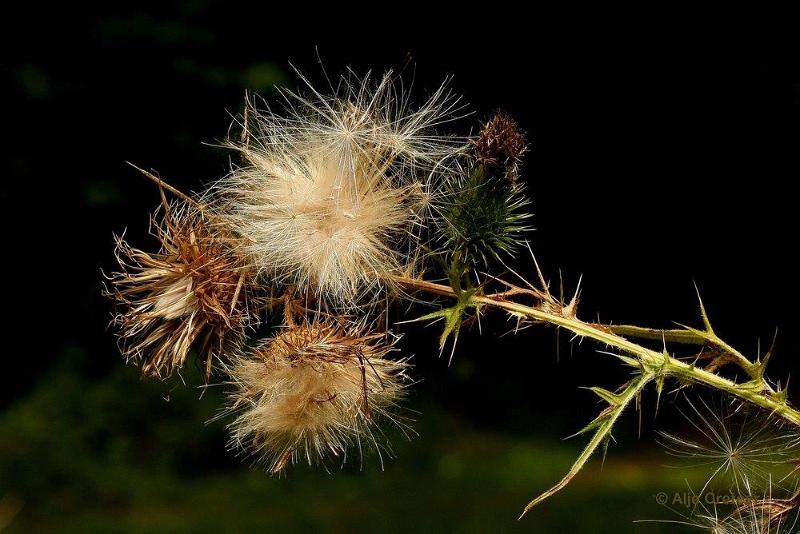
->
[471,112,529,181]
[216,71,466,306]
[105,196,258,378]
[225,319,409,473]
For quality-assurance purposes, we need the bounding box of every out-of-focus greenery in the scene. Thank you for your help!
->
[0,349,705,533]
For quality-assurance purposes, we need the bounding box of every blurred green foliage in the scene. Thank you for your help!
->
[0,348,703,533]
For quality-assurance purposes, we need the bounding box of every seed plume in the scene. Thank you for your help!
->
[216,71,466,306]
[225,319,409,473]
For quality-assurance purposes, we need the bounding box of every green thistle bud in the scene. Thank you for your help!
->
[436,113,531,266]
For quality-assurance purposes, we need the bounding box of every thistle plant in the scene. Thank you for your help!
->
[104,66,800,527]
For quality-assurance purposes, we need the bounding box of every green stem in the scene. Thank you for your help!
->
[607,324,759,380]
[392,275,800,427]
[519,372,653,518]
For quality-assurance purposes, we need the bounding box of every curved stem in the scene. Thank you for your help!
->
[391,275,800,427]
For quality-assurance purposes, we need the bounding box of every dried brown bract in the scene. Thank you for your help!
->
[225,319,409,473]
[105,196,258,379]
[471,112,529,180]
[740,490,800,531]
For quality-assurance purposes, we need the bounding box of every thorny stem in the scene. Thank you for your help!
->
[391,273,800,515]
[390,274,800,427]
[605,323,776,393]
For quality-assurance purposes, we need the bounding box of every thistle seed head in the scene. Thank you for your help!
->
[225,319,410,473]
[215,71,467,307]
[105,199,258,378]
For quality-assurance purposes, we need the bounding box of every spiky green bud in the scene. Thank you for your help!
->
[436,113,531,266]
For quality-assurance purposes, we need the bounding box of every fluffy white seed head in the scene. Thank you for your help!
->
[215,70,467,306]
[224,320,409,473]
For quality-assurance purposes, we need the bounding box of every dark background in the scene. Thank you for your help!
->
[2,5,799,532]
